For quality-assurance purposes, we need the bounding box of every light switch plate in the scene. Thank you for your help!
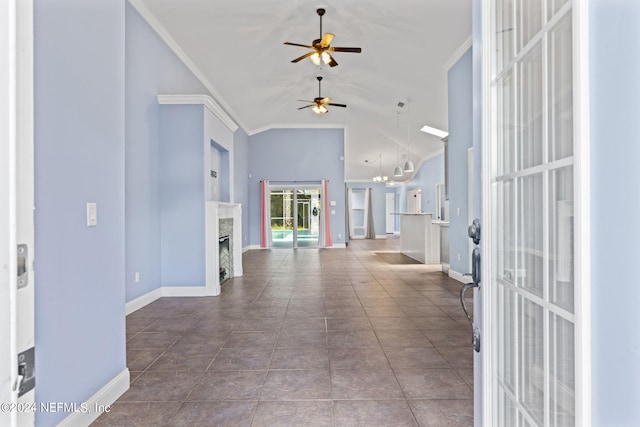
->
[87,202,97,226]
[330,200,336,206]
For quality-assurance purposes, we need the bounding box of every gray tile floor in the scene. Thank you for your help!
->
[93,236,474,426]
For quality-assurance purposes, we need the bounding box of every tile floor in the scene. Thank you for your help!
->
[93,236,474,426]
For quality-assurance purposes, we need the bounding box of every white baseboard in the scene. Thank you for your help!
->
[326,243,346,249]
[375,235,387,240]
[162,286,218,297]
[125,288,162,315]
[57,369,130,427]
[449,268,469,284]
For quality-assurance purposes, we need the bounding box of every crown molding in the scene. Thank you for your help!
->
[157,94,238,132]
[128,0,246,132]
[249,123,346,136]
[443,36,473,71]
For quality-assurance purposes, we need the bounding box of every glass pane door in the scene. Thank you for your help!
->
[270,189,295,248]
[487,1,577,426]
[270,187,321,248]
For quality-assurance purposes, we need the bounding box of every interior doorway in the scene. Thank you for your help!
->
[270,186,321,248]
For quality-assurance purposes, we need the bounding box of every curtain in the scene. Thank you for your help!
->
[365,187,376,239]
[260,180,271,248]
[319,180,333,247]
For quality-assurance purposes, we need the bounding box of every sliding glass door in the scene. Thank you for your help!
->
[270,186,321,248]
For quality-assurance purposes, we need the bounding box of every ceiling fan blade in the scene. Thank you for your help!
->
[327,103,347,108]
[284,42,314,48]
[291,51,316,63]
[298,104,314,110]
[320,97,332,104]
[297,100,315,103]
[330,47,362,53]
[320,33,335,48]
[327,54,338,67]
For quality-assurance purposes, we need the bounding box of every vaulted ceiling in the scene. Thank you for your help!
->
[133,0,472,182]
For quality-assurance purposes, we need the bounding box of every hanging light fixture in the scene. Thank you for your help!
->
[403,102,414,173]
[372,153,388,182]
[393,111,404,177]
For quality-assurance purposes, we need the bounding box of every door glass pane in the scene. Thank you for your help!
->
[499,387,518,427]
[548,0,569,20]
[550,313,575,426]
[495,180,516,284]
[519,43,544,170]
[517,0,543,50]
[498,285,517,392]
[498,70,516,175]
[517,174,544,296]
[296,189,320,248]
[496,0,515,73]
[519,297,544,425]
[271,189,294,248]
[549,15,573,161]
[549,166,574,312]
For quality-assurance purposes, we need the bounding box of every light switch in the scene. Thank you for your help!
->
[330,200,336,206]
[87,203,97,227]
[331,210,336,215]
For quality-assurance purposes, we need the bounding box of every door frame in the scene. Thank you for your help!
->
[1,0,35,425]
[480,0,591,425]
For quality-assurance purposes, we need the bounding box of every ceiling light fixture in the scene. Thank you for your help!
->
[393,111,403,177]
[420,125,449,139]
[372,153,388,182]
[403,102,414,173]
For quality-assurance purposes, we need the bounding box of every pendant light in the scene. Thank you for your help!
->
[393,111,404,177]
[403,102,414,173]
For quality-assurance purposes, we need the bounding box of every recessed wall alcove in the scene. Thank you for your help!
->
[157,94,242,296]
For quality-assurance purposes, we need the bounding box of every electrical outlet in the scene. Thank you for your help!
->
[135,272,140,282]
[338,233,342,239]
[457,207,461,216]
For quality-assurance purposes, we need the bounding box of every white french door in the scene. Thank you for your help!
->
[482,0,589,426]
[0,1,35,425]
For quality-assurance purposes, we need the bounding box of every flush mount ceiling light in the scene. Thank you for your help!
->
[420,125,449,139]
[284,8,362,68]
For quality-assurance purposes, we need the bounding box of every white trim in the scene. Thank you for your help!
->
[480,0,493,425]
[443,36,473,71]
[245,245,263,251]
[161,286,217,297]
[448,269,469,284]
[573,0,591,424]
[375,235,388,240]
[127,0,247,132]
[248,123,345,136]
[157,94,238,132]
[56,369,130,427]
[125,288,162,315]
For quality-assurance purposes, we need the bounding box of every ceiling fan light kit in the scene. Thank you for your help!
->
[284,8,362,69]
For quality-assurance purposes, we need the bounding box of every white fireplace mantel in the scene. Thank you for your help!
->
[205,202,243,295]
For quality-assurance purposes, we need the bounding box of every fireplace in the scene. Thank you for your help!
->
[205,201,243,295]
[219,235,230,282]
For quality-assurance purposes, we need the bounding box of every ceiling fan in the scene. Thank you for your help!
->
[298,76,346,115]
[284,8,362,67]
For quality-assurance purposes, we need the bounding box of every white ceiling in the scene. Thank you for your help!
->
[134,0,472,182]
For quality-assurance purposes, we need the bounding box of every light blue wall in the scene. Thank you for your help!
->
[248,128,345,246]
[345,182,388,237]
[125,3,212,301]
[590,0,640,425]
[447,48,474,275]
[397,154,445,215]
[159,105,206,287]
[34,1,126,425]
[233,128,251,248]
